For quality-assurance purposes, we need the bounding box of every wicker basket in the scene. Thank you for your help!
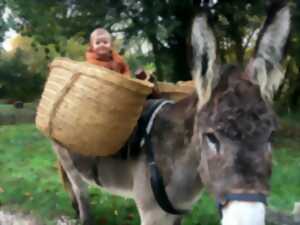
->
[158,81,195,101]
[36,58,153,156]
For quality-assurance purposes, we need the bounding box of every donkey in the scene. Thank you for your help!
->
[52,1,290,225]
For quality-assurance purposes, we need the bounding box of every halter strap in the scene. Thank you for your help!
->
[217,193,268,218]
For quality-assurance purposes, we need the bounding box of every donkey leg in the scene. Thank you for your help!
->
[136,202,182,225]
[174,218,182,225]
[57,161,79,217]
[133,162,182,225]
[52,142,94,225]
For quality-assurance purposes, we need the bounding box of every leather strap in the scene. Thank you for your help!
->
[142,100,189,215]
[217,193,268,218]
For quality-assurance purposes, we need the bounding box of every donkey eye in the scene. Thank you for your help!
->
[203,133,220,153]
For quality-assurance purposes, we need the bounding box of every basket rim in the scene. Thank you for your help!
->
[157,81,195,93]
[50,58,154,93]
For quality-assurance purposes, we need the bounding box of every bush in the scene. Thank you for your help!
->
[0,49,45,102]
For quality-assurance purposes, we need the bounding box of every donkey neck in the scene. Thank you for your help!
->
[158,92,198,127]
[150,92,199,168]
[148,93,202,205]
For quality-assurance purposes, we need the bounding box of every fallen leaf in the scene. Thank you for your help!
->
[127,213,134,220]
[98,217,107,225]
[24,192,32,197]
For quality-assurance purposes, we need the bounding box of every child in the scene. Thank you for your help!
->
[85,28,131,77]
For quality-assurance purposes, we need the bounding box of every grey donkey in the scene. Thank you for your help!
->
[52,1,290,225]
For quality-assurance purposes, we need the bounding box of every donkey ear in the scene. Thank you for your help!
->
[249,3,290,102]
[191,14,218,108]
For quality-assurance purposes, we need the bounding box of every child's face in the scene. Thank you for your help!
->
[91,33,112,56]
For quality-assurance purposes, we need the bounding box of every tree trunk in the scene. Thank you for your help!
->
[169,39,192,82]
[147,35,164,80]
[234,40,245,65]
[290,85,300,110]
[148,28,192,82]
[168,10,193,82]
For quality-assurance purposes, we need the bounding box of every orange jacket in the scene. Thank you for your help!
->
[85,50,131,77]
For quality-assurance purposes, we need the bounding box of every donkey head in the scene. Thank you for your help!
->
[191,2,290,225]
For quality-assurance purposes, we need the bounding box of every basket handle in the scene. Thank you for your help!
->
[47,72,81,136]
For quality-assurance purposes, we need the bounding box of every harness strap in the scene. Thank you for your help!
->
[145,133,189,215]
[140,100,173,147]
[217,193,267,218]
[142,100,189,215]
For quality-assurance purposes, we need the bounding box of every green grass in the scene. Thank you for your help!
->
[0,125,74,224]
[0,124,139,225]
[269,147,300,211]
[0,103,13,111]
[0,123,299,225]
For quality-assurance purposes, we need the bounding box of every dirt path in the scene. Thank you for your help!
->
[1,207,299,225]
[0,209,78,225]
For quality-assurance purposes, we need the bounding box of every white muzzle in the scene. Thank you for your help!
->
[221,201,266,225]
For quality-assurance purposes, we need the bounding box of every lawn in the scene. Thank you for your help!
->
[0,120,299,225]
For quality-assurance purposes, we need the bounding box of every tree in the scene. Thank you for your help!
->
[0,49,44,101]
[275,0,300,111]
[0,0,8,45]
[3,0,299,109]
[4,0,269,80]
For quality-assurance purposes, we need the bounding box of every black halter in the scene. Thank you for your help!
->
[217,193,268,218]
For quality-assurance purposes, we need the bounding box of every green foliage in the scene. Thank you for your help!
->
[0,49,45,101]
[126,53,154,75]
[0,1,7,44]
[0,33,88,102]
[0,0,277,82]
[2,0,300,108]
[4,0,191,80]
[8,35,49,76]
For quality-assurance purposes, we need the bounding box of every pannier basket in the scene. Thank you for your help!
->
[36,58,153,156]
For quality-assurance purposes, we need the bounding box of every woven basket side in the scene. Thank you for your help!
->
[50,74,145,155]
[36,68,74,136]
[37,58,153,156]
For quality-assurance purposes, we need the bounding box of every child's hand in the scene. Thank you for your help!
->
[135,68,148,80]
